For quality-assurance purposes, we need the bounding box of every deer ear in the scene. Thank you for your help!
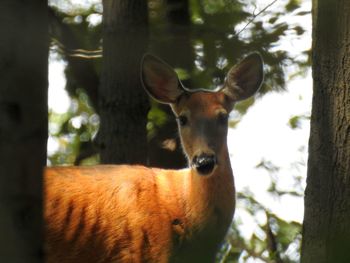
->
[141,54,184,104]
[222,53,264,101]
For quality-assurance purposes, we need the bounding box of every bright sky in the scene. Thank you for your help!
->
[230,72,311,231]
[48,0,312,261]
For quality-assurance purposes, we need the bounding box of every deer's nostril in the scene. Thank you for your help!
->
[192,154,217,175]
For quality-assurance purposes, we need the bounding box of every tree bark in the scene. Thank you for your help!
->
[99,0,149,164]
[301,0,350,262]
[0,1,48,262]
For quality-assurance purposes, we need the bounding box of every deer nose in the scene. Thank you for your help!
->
[192,154,217,175]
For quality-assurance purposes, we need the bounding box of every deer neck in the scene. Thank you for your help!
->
[184,144,235,233]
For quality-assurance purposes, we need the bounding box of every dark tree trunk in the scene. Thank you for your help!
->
[162,0,194,70]
[0,1,48,262]
[99,0,149,164]
[301,0,350,262]
[148,0,193,169]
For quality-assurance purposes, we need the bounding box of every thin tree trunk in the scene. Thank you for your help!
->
[0,1,48,262]
[301,0,350,262]
[148,0,193,169]
[99,0,149,164]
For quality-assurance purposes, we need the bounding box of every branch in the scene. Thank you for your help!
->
[235,0,278,36]
[265,212,284,263]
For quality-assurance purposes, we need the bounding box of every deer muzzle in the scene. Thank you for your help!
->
[192,154,217,176]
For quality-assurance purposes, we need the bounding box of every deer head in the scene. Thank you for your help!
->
[141,53,263,176]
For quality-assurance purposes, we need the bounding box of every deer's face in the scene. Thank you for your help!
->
[171,91,232,175]
[141,53,263,176]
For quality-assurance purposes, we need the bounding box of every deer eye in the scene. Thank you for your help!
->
[178,115,188,126]
[217,112,228,125]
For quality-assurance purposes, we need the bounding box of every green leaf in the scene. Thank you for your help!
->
[285,0,301,12]
[288,115,301,129]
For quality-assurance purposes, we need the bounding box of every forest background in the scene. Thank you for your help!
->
[48,0,311,262]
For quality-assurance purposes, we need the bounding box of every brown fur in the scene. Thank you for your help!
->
[45,166,234,262]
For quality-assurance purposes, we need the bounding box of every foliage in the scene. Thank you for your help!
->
[215,154,305,262]
[288,114,310,129]
[146,101,169,140]
[48,82,99,165]
[147,0,310,133]
[217,190,302,262]
[48,0,310,262]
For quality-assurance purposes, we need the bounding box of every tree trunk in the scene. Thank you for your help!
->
[301,0,350,262]
[148,0,193,169]
[99,0,149,164]
[0,1,48,262]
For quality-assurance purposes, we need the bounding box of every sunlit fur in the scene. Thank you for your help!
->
[45,91,235,263]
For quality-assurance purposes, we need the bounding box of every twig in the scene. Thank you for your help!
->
[265,212,284,263]
[235,0,279,36]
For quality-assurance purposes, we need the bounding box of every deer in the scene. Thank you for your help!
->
[44,52,264,263]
